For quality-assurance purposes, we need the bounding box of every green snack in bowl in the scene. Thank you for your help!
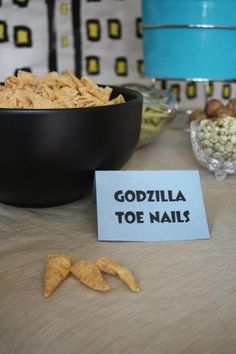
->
[141,101,172,142]
[122,84,176,147]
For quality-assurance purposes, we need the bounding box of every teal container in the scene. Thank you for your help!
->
[142,0,236,80]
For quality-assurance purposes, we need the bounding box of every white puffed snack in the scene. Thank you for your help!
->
[196,117,236,161]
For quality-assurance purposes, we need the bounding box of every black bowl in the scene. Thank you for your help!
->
[0,86,142,207]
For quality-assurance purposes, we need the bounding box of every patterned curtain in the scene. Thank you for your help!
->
[0,0,234,109]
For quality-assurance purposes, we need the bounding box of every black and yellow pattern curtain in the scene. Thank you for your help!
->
[0,0,235,109]
[0,0,144,84]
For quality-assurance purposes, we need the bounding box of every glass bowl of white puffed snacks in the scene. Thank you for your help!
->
[191,117,236,181]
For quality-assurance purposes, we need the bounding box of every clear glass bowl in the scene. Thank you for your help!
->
[190,119,236,181]
[122,84,177,147]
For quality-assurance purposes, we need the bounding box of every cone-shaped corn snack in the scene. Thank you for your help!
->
[96,256,140,292]
[71,260,110,292]
[44,253,72,298]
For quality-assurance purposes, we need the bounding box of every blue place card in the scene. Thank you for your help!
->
[95,170,210,242]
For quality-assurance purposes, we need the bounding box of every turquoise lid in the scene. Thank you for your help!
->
[142,0,236,79]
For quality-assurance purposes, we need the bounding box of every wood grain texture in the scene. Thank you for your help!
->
[0,125,236,354]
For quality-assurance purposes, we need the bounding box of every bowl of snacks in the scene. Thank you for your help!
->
[122,84,177,147]
[0,70,142,207]
[190,116,236,181]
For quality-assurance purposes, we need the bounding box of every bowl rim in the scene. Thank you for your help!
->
[0,85,143,113]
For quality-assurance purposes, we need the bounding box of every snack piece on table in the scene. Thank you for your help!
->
[44,253,72,298]
[205,99,224,117]
[96,256,140,292]
[71,260,110,292]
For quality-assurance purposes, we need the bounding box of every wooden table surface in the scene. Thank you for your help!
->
[0,125,236,354]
